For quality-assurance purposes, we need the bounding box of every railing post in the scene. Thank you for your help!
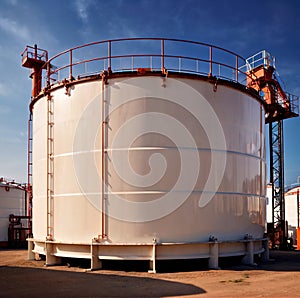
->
[209,46,213,77]
[69,49,73,80]
[263,50,267,67]
[108,40,111,72]
[236,55,239,82]
[34,44,38,59]
[132,56,134,71]
[47,61,51,88]
[161,39,165,71]
[179,57,181,72]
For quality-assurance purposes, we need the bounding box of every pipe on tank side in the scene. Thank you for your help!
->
[101,71,108,239]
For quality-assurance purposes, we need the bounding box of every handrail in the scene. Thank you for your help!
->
[245,50,276,71]
[36,38,254,89]
[21,45,48,62]
[286,92,299,115]
[25,38,298,115]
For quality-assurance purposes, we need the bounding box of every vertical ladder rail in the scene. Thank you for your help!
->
[46,93,54,240]
[21,44,49,238]
[100,72,107,239]
[27,114,33,234]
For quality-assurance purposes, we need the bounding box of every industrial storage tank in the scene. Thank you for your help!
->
[282,186,300,245]
[285,186,300,229]
[267,185,300,248]
[0,178,27,247]
[22,39,268,270]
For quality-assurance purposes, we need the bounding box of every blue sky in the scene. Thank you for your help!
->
[0,0,299,185]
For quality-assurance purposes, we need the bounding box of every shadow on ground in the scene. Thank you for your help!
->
[219,250,300,272]
[0,266,206,297]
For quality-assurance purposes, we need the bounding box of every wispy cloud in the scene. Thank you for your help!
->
[0,82,8,96]
[74,0,94,23]
[4,0,18,5]
[0,17,30,41]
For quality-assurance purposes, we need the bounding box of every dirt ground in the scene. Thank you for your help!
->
[1,249,300,297]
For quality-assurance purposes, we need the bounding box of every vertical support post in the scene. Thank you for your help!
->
[34,44,38,59]
[263,50,267,66]
[46,61,51,88]
[242,240,254,265]
[69,49,73,81]
[91,243,102,270]
[269,120,286,248]
[108,40,111,72]
[262,239,269,262]
[131,56,134,71]
[149,241,157,273]
[280,121,286,244]
[32,45,42,97]
[209,46,213,77]
[235,55,239,82]
[209,241,219,269]
[161,39,165,72]
[33,45,39,97]
[297,189,299,228]
[27,239,35,260]
[45,242,61,266]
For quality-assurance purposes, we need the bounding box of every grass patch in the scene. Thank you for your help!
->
[228,279,244,283]
[220,275,250,284]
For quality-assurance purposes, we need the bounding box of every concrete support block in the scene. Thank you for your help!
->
[27,239,35,260]
[45,242,61,266]
[148,242,157,273]
[91,244,102,270]
[149,260,156,273]
[209,241,219,269]
[242,240,254,265]
[262,239,269,262]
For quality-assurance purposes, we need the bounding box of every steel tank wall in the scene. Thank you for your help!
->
[285,187,300,228]
[32,76,266,245]
[0,184,25,243]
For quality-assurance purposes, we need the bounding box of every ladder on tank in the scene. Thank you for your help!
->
[46,93,54,240]
[21,45,52,240]
[27,114,33,234]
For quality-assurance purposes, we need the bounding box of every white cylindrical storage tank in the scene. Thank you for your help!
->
[266,185,299,245]
[285,186,300,228]
[0,179,26,246]
[284,186,300,243]
[26,39,267,269]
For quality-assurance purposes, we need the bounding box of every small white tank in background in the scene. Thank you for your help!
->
[0,178,27,246]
